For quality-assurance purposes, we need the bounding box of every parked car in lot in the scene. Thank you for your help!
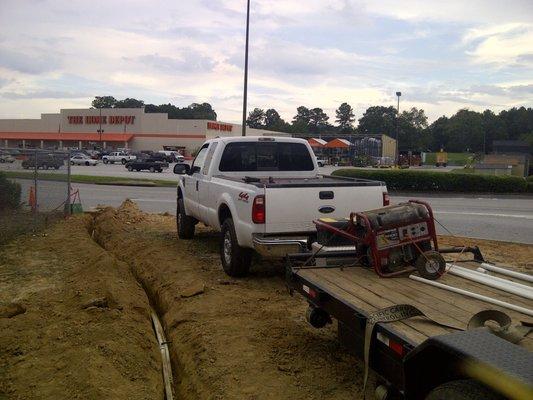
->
[70,154,99,166]
[0,152,15,163]
[125,158,169,172]
[21,154,64,170]
[158,150,184,162]
[102,151,136,164]
[315,158,328,167]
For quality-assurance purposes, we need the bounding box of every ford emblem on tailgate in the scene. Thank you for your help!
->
[318,206,335,214]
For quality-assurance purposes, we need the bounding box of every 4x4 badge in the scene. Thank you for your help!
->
[238,192,250,202]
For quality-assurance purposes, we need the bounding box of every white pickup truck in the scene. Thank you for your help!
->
[173,136,388,277]
[102,151,136,164]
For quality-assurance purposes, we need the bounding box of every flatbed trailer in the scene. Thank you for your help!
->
[287,259,533,399]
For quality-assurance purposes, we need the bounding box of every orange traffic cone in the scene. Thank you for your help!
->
[29,186,36,212]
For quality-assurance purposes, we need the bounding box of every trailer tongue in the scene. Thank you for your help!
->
[285,201,533,400]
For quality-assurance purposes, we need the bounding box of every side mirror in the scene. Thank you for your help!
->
[173,163,190,175]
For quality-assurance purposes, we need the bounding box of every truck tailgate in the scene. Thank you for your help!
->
[264,185,385,233]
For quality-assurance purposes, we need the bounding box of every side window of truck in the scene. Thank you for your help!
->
[202,142,218,175]
[191,144,209,174]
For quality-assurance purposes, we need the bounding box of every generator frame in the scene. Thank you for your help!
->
[313,200,439,277]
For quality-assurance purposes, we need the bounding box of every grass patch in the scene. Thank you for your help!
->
[3,171,176,187]
[0,211,64,245]
[423,152,473,166]
[332,168,529,193]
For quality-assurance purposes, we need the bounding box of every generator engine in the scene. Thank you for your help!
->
[314,200,445,279]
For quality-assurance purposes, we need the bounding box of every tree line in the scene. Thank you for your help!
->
[91,96,532,153]
[247,104,533,153]
[91,96,217,120]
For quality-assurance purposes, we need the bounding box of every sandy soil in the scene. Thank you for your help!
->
[439,235,533,272]
[92,201,362,400]
[1,200,531,399]
[0,214,163,399]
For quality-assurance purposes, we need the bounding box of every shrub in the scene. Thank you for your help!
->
[332,168,529,193]
[527,175,533,183]
[0,172,21,210]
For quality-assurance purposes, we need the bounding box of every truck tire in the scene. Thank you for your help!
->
[127,165,133,171]
[149,166,155,173]
[103,159,109,164]
[220,218,252,277]
[425,380,502,400]
[177,198,195,239]
[121,158,127,164]
[85,161,90,166]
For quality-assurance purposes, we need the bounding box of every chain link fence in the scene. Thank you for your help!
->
[0,148,72,245]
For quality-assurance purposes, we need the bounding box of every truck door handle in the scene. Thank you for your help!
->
[319,191,334,200]
[196,181,199,191]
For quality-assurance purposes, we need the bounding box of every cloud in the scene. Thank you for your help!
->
[463,23,533,65]
[129,51,217,74]
[355,0,533,24]
[0,48,62,74]
[0,90,89,100]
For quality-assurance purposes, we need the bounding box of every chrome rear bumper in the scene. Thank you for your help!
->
[252,235,308,258]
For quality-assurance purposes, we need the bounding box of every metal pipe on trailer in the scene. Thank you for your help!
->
[446,263,533,301]
[477,263,533,284]
[409,274,533,317]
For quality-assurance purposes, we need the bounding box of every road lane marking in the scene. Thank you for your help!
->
[435,211,533,220]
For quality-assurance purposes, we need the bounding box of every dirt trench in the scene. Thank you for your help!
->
[91,200,364,400]
[0,214,164,399]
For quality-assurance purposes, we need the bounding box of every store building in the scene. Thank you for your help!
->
[0,108,288,155]
[306,134,397,165]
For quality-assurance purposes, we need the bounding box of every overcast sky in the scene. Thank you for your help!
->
[0,0,532,124]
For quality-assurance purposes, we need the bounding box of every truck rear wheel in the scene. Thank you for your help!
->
[177,198,195,239]
[425,380,502,400]
[220,218,252,277]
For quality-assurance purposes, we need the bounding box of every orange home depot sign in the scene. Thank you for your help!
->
[67,115,136,125]
[207,122,233,132]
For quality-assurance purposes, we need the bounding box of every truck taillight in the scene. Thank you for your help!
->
[252,195,265,224]
[383,192,390,206]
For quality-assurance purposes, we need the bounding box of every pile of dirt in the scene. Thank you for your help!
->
[0,214,163,399]
[93,200,363,400]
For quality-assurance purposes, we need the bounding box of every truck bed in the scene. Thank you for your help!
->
[216,174,384,188]
[296,262,533,351]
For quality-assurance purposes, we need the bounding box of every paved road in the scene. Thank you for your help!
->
[68,182,533,244]
[1,160,454,182]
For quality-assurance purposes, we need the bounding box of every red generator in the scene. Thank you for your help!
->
[314,200,446,279]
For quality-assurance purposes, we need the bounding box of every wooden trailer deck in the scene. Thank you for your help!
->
[296,262,533,351]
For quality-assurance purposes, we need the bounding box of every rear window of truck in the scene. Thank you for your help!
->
[219,142,314,172]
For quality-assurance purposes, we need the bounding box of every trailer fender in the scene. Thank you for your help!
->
[403,329,533,400]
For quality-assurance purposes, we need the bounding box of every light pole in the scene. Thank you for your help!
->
[241,0,251,136]
[97,107,104,150]
[395,91,401,165]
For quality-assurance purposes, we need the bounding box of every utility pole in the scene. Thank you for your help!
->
[97,107,104,149]
[241,0,251,136]
[395,91,401,165]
